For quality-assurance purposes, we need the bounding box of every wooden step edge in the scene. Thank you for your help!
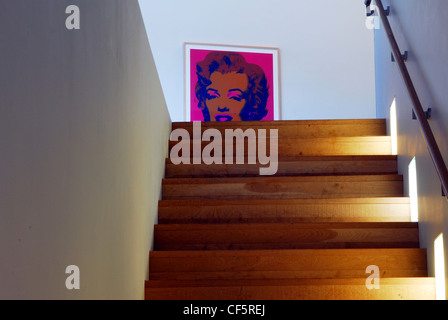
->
[164,172,401,179]
[154,243,421,251]
[168,136,392,143]
[161,174,404,185]
[171,119,387,131]
[165,165,398,178]
[153,223,419,250]
[165,155,398,163]
[158,197,411,207]
[145,277,435,300]
[149,248,427,258]
[157,197,412,224]
[154,222,419,231]
[145,277,435,288]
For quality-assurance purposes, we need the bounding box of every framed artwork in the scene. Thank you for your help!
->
[185,43,280,122]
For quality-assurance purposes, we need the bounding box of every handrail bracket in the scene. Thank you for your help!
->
[413,108,432,121]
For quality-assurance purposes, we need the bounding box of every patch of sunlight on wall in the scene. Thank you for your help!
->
[434,233,446,300]
[408,157,418,222]
[389,98,398,156]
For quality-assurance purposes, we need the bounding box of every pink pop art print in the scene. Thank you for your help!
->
[185,44,279,122]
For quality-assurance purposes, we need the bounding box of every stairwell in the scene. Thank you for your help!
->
[145,119,436,300]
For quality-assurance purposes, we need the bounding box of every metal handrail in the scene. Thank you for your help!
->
[366,0,448,198]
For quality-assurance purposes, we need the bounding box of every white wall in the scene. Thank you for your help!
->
[0,0,171,299]
[374,0,448,297]
[139,0,377,122]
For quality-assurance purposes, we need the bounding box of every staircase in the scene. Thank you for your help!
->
[145,119,436,300]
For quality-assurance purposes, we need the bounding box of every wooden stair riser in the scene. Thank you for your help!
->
[158,198,411,223]
[162,175,404,200]
[158,199,411,223]
[149,249,428,280]
[154,222,419,250]
[145,278,436,300]
[169,137,392,158]
[171,119,387,138]
[165,156,398,178]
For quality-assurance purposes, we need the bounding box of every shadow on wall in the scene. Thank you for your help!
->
[0,0,170,299]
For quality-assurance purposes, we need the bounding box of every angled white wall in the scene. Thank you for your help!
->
[374,0,448,298]
[139,0,376,121]
[0,0,170,299]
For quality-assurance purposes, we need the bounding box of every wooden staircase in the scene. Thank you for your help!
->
[145,119,436,300]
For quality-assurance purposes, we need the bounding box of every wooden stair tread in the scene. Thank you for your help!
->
[146,277,435,288]
[150,247,426,259]
[166,155,398,163]
[154,222,419,250]
[165,155,398,177]
[158,197,411,223]
[171,119,387,138]
[155,222,418,230]
[149,248,428,280]
[163,174,403,184]
[162,175,404,200]
[145,277,435,300]
[159,197,410,206]
[169,136,392,157]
